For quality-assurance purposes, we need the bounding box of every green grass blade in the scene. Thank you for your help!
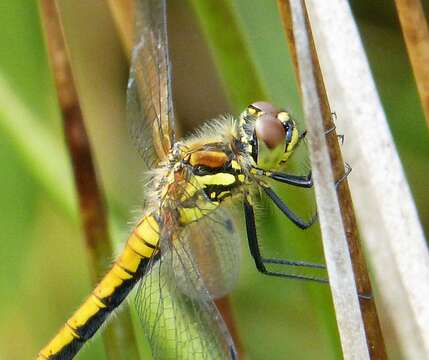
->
[188,0,267,112]
[0,72,77,219]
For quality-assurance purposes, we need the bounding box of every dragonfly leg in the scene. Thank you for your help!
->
[259,157,350,191]
[266,162,350,190]
[324,123,336,136]
[298,129,307,144]
[262,186,318,229]
[262,257,325,269]
[229,345,237,360]
[324,113,346,144]
[260,162,351,229]
[243,197,327,284]
[243,199,371,299]
[335,162,352,188]
[262,170,313,188]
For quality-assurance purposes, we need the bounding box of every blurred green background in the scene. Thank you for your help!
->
[0,1,427,359]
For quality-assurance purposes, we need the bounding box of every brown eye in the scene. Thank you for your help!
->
[249,101,279,115]
[255,114,286,149]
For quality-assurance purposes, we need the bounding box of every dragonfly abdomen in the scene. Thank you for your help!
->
[37,214,160,360]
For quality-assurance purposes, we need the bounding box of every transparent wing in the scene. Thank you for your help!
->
[175,207,241,300]
[135,209,240,359]
[127,0,176,168]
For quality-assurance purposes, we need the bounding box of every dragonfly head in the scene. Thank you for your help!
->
[241,101,300,170]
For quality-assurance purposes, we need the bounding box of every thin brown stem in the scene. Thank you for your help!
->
[304,10,387,359]
[278,1,387,358]
[38,1,140,359]
[215,297,245,359]
[394,0,429,129]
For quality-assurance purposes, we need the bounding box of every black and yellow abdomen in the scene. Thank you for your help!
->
[37,214,160,360]
[38,149,246,359]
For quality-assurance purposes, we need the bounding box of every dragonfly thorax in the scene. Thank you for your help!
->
[174,146,246,225]
[240,101,300,170]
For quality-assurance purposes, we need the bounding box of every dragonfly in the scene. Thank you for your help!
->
[37,0,325,359]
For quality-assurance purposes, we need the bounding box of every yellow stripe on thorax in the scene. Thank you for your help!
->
[195,173,236,186]
[178,197,219,224]
[180,173,237,203]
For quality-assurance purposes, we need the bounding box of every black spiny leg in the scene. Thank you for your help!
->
[263,170,313,188]
[262,185,318,230]
[258,163,351,230]
[264,163,350,190]
[243,196,327,283]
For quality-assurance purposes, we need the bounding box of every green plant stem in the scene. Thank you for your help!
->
[188,0,267,113]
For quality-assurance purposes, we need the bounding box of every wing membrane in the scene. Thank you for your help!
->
[176,207,241,300]
[127,0,176,167]
[135,221,237,359]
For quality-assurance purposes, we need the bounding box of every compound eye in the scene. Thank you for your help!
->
[248,101,279,116]
[255,114,286,149]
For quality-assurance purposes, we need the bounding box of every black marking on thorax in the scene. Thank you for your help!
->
[193,158,245,203]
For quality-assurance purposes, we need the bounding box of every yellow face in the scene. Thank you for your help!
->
[241,101,300,170]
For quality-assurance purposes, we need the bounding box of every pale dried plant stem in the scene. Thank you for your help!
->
[279,1,370,358]
[394,0,429,128]
[305,0,429,358]
[278,0,387,357]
